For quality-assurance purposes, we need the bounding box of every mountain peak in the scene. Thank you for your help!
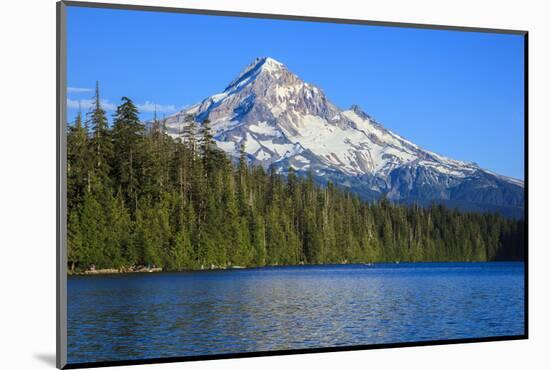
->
[250,57,285,71]
[225,57,287,92]
[349,104,363,113]
[161,57,524,216]
[348,104,373,121]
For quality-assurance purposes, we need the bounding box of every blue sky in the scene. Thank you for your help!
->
[67,6,525,179]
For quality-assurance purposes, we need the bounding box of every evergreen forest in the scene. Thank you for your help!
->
[66,85,525,272]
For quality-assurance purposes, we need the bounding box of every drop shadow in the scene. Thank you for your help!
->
[34,353,56,367]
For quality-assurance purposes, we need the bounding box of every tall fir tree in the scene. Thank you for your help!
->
[88,81,113,192]
[112,96,144,212]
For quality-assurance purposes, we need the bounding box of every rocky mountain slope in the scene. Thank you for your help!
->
[161,57,524,217]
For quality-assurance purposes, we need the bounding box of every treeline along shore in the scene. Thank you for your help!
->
[66,85,524,274]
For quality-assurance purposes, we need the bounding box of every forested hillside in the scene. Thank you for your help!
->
[66,86,524,272]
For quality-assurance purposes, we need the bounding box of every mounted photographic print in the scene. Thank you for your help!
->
[56,1,528,368]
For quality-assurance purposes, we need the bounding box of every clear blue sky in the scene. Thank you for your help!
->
[66,6,525,180]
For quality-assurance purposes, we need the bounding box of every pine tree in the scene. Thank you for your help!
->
[181,114,197,157]
[78,191,107,268]
[88,81,113,189]
[67,106,90,210]
[67,209,82,272]
[200,119,216,176]
[112,97,144,213]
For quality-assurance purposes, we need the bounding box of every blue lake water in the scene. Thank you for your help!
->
[67,262,525,364]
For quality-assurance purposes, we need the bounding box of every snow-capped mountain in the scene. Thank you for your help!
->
[162,57,524,217]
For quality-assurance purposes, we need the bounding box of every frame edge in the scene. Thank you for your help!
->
[57,1,68,369]
[62,0,527,35]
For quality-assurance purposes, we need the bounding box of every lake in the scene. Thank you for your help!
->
[67,262,525,364]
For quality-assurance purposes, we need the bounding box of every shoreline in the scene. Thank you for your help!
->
[69,267,163,276]
[67,264,247,276]
[67,260,524,276]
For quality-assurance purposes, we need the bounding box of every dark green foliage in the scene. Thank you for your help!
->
[111,96,145,213]
[67,107,89,210]
[88,82,113,188]
[66,92,525,272]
